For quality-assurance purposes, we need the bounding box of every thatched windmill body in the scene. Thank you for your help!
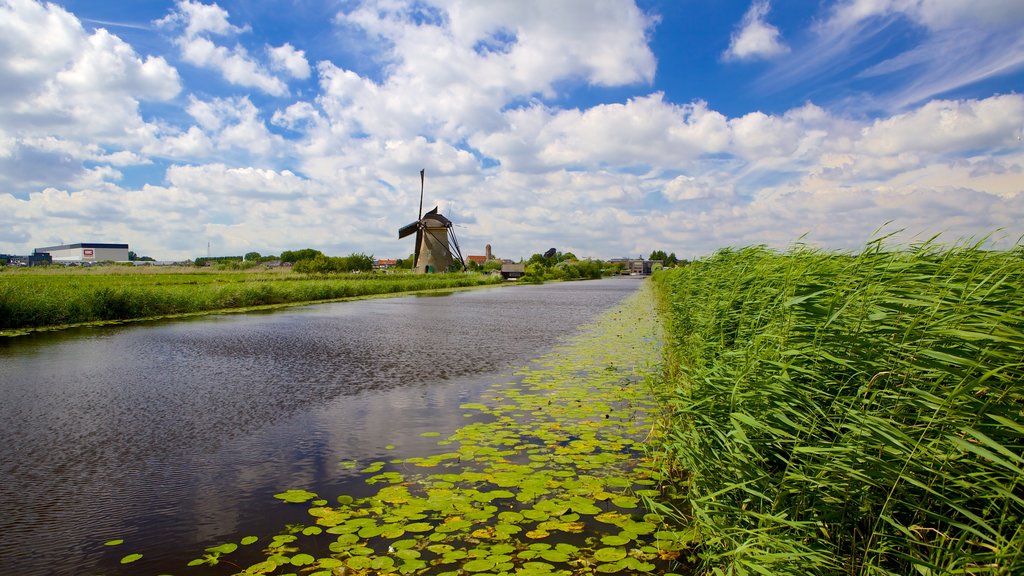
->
[397,170,466,273]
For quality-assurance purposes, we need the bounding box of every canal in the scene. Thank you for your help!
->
[0,278,642,575]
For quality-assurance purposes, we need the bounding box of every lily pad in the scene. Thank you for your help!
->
[273,489,318,503]
[594,547,628,562]
[463,558,496,572]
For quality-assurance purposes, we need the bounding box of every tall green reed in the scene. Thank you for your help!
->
[649,240,1023,575]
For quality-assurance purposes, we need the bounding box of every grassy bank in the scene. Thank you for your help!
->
[0,267,503,333]
[649,241,1023,575]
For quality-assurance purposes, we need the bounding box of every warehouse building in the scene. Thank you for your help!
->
[34,243,130,263]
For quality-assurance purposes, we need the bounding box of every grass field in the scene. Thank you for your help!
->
[0,266,503,333]
[649,240,1023,575]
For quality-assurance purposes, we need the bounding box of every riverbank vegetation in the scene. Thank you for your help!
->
[649,239,1024,575]
[0,266,502,333]
[522,251,619,282]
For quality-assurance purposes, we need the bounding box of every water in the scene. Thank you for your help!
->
[0,278,641,575]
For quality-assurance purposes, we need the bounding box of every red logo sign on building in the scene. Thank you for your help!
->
[83,248,94,257]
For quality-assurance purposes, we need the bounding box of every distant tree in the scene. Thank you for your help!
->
[280,248,323,263]
[244,251,262,262]
[292,252,374,274]
[649,250,668,262]
[128,250,137,261]
[340,253,374,272]
[395,254,415,269]
[293,254,333,274]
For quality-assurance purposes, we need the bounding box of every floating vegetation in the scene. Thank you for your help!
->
[650,240,1024,575]
[153,283,692,575]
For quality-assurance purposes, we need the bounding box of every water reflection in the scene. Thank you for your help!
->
[0,278,641,576]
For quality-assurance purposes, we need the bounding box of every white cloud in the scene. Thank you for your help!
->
[179,36,288,96]
[724,1,788,61]
[155,0,248,39]
[0,0,180,193]
[268,43,310,80]
[326,0,657,140]
[857,95,1024,157]
[184,95,285,157]
[158,1,290,96]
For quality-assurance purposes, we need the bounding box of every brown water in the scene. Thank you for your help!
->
[0,278,641,575]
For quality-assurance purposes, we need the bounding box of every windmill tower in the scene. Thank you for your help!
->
[397,170,466,273]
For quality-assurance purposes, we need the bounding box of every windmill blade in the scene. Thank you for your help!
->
[418,169,425,221]
[398,221,420,239]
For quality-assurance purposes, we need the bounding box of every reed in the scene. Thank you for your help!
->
[0,268,502,331]
[649,239,1024,575]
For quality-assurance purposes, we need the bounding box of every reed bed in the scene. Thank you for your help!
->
[649,239,1023,575]
[0,268,502,331]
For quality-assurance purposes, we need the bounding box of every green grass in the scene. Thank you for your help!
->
[0,266,503,332]
[648,239,1024,575]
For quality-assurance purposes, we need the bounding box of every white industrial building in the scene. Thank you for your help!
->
[34,243,130,263]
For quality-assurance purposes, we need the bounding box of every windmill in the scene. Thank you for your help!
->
[397,169,467,273]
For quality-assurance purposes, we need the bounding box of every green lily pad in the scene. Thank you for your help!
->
[346,556,372,569]
[463,558,496,572]
[206,542,237,554]
[273,489,318,503]
[611,495,639,508]
[601,534,632,546]
[539,550,570,562]
[120,553,143,564]
[594,547,627,562]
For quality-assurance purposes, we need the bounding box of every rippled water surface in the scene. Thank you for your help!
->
[0,278,641,575]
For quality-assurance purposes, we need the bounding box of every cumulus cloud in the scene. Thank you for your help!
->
[155,0,248,38]
[157,0,290,96]
[268,43,310,79]
[723,1,788,61]
[325,0,657,140]
[0,0,180,193]
[179,37,288,95]
[184,95,285,157]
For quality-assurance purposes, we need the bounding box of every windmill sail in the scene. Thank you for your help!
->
[397,171,466,273]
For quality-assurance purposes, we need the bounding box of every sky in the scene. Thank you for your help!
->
[1,0,1023,262]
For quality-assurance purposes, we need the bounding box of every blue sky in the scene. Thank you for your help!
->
[2,0,1022,261]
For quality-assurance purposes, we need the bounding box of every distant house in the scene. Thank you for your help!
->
[374,259,398,270]
[501,263,525,280]
[466,255,488,266]
[609,258,661,276]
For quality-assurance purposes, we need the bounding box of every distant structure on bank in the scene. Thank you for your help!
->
[397,170,466,273]
[33,242,130,264]
[608,258,661,275]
